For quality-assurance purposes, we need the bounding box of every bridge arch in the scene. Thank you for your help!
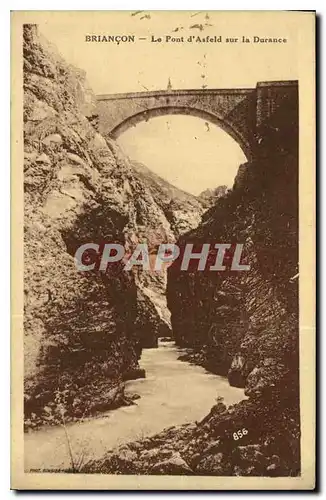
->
[108,106,251,160]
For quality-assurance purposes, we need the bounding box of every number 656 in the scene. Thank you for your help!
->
[233,428,248,440]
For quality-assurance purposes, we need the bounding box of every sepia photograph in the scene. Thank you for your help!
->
[10,10,315,490]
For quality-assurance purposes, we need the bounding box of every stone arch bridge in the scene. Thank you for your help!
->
[96,81,298,160]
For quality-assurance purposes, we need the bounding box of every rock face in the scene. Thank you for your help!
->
[131,160,205,237]
[82,399,299,477]
[23,25,202,429]
[80,86,300,478]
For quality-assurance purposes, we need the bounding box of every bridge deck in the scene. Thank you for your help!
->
[96,81,298,101]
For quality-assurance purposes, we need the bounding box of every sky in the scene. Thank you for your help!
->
[38,11,298,194]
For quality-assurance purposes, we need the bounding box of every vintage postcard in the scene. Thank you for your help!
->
[11,10,315,490]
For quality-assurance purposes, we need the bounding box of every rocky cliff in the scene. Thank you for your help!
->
[23,24,201,428]
[83,85,300,476]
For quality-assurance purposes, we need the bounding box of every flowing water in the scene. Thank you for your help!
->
[24,340,246,471]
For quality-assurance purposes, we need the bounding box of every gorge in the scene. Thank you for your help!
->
[23,24,299,477]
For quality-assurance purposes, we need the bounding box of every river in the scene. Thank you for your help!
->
[24,340,246,471]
